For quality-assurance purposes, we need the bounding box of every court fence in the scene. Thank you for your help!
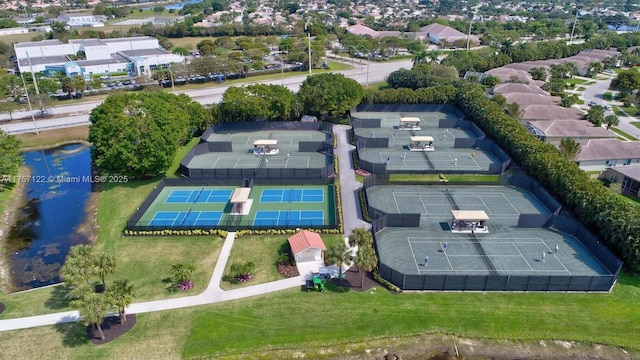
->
[352,104,465,118]
[126,179,340,233]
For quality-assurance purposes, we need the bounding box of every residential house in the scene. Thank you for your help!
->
[526,120,617,143]
[575,139,640,171]
[600,166,640,198]
[520,105,583,121]
[417,23,479,47]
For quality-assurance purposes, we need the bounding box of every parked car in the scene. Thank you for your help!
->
[604,105,612,111]
[588,101,598,107]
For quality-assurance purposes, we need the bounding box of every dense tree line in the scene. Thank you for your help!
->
[386,64,459,90]
[88,92,212,178]
[0,130,22,191]
[443,33,640,76]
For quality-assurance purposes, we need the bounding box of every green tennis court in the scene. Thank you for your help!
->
[369,185,612,277]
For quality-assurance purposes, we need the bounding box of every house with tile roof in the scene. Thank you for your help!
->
[491,83,549,96]
[600,165,640,199]
[288,230,326,264]
[502,93,560,107]
[520,105,583,121]
[417,23,479,46]
[575,139,640,171]
[526,120,617,143]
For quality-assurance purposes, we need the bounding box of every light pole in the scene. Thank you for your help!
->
[19,72,39,135]
[275,54,284,86]
[305,18,312,75]
[569,10,579,43]
[359,45,370,88]
[166,64,175,92]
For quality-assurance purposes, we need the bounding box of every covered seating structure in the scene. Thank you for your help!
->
[399,117,421,130]
[409,136,435,152]
[230,187,253,215]
[253,140,279,155]
[451,210,489,233]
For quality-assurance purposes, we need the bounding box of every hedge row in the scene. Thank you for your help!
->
[123,228,229,238]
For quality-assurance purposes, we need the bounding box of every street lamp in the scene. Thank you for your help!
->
[19,72,39,135]
[305,18,312,75]
[359,45,370,88]
[166,64,175,92]
[275,53,284,86]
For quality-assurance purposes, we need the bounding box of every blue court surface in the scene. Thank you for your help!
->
[253,210,325,226]
[260,188,324,203]
[149,211,223,227]
[165,189,232,204]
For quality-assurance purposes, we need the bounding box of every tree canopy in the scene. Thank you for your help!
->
[297,73,363,118]
[0,130,22,191]
[219,84,299,122]
[88,92,212,178]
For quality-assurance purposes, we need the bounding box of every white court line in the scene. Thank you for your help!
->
[513,243,534,271]
[192,211,202,226]
[170,211,181,227]
[443,244,454,270]
[478,196,493,215]
[407,239,423,273]
[543,242,572,275]
[418,195,430,215]
[211,157,221,169]
[392,193,402,213]
[500,193,521,215]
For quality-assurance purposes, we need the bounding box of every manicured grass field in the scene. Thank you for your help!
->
[15,126,90,150]
[631,122,640,129]
[603,92,613,101]
[613,105,637,117]
[1,274,638,359]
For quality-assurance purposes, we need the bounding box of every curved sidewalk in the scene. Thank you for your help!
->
[0,123,368,332]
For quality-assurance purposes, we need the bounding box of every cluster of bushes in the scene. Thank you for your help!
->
[334,181,344,234]
[359,189,372,222]
[123,228,228,238]
[235,228,341,238]
[333,154,339,176]
[362,85,458,105]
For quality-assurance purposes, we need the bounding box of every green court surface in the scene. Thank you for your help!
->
[368,185,611,277]
[135,185,336,228]
[353,111,502,172]
[187,129,331,170]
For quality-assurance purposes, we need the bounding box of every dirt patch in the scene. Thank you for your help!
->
[333,267,379,292]
[87,314,137,345]
[0,166,31,293]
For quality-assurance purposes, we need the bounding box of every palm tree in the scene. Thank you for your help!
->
[71,75,86,94]
[73,292,109,340]
[172,263,196,284]
[325,242,352,284]
[588,62,603,77]
[107,279,135,324]
[412,50,428,65]
[348,227,373,249]
[353,246,378,287]
[605,114,619,130]
[61,244,96,289]
[95,253,116,292]
[559,138,582,161]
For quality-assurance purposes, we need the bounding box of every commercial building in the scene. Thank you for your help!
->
[13,36,184,78]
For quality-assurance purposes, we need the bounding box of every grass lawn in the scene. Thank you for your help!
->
[610,127,638,141]
[576,98,585,105]
[165,137,199,177]
[613,105,637,117]
[603,92,612,101]
[220,234,343,290]
[565,78,587,85]
[576,86,586,91]
[631,122,640,129]
[585,81,596,85]
[3,273,638,359]
[15,126,90,150]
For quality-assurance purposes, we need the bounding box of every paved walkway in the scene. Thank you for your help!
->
[0,123,368,332]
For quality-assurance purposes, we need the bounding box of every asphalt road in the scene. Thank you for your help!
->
[0,58,413,134]
[580,75,640,138]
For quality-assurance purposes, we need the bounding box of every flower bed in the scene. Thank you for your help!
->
[179,281,194,290]
[356,169,371,177]
[237,273,253,282]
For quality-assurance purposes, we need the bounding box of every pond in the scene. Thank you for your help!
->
[143,0,203,11]
[5,143,92,291]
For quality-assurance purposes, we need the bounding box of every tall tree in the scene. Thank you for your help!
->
[604,114,619,130]
[584,105,605,127]
[297,73,364,119]
[559,138,582,162]
[71,76,86,94]
[325,242,352,284]
[348,227,373,249]
[353,246,377,287]
[89,92,209,178]
[60,244,96,290]
[504,102,523,119]
[95,253,116,292]
[0,130,22,191]
[610,70,640,97]
[31,93,54,117]
[107,279,135,324]
[73,292,109,340]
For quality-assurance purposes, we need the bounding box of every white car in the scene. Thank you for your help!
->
[604,105,612,111]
